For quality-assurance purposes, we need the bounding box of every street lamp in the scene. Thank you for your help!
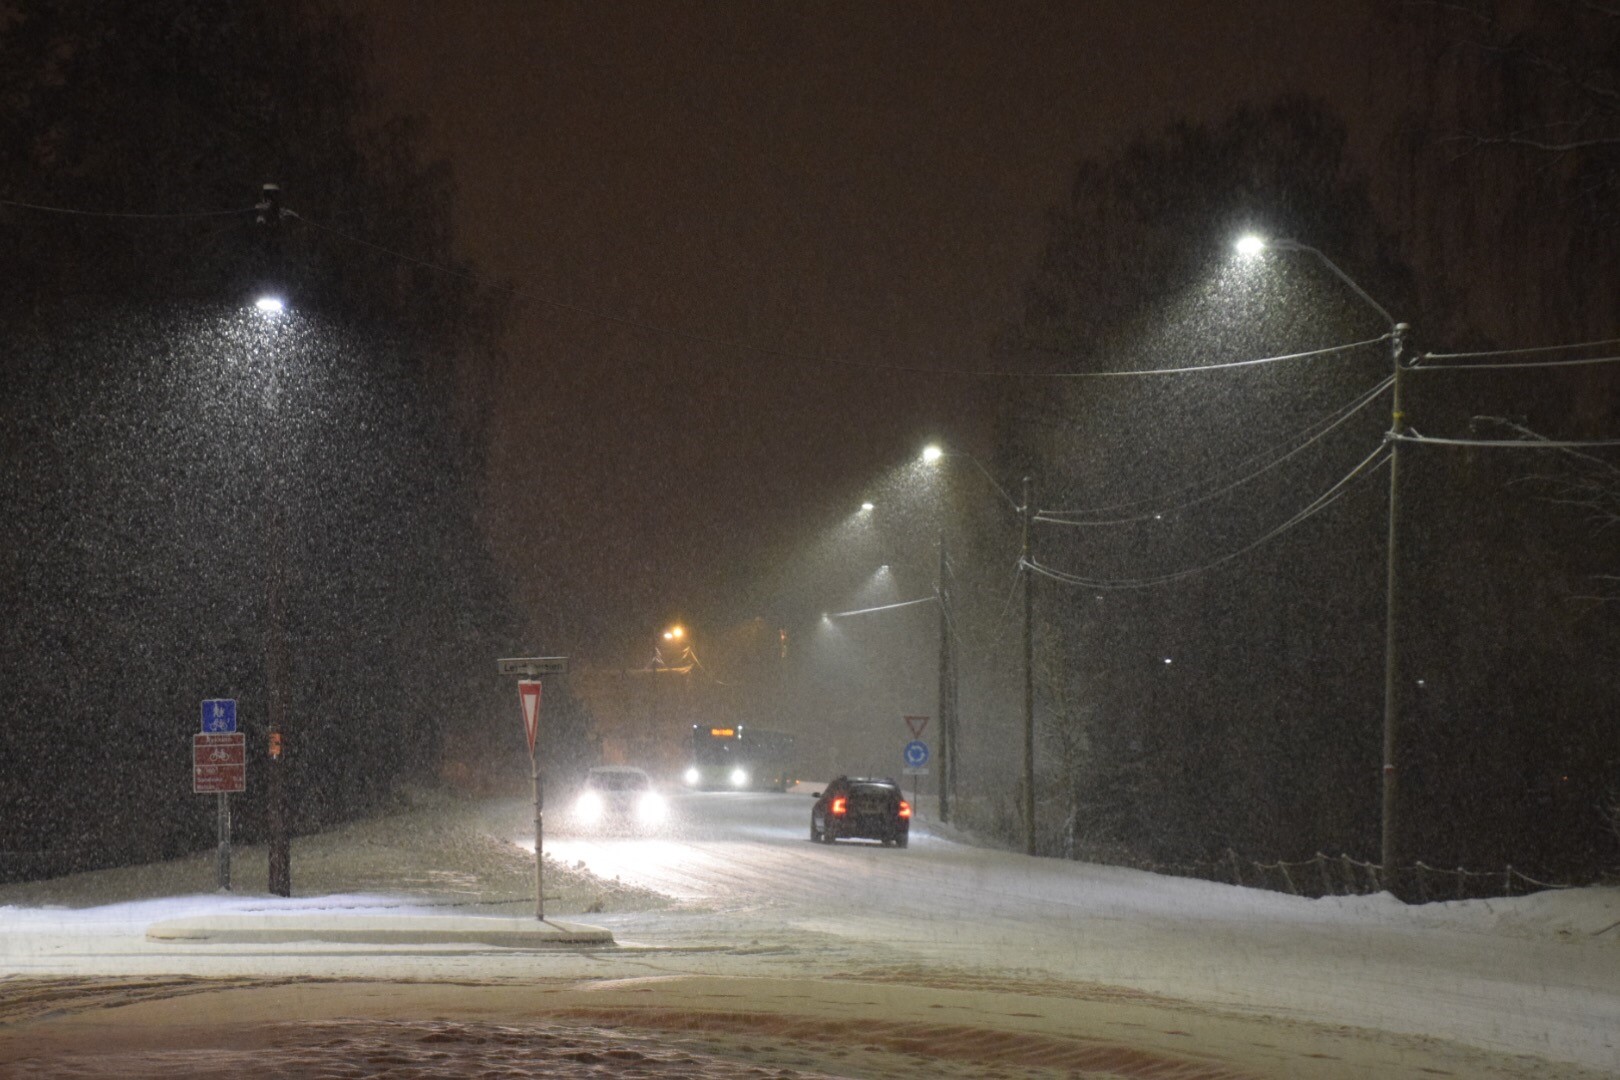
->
[250,294,293,898]
[922,443,1031,849]
[1235,233,1412,899]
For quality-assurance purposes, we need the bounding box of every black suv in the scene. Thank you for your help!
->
[810,776,910,847]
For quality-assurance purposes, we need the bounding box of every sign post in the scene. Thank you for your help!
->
[903,734,931,815]
[518,679,544,920]
[499,657,569,922]
[196,699,242,892]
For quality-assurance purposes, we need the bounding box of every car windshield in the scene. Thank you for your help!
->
[588,772,648,792]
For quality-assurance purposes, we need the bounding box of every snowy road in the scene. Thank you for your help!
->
[2,787,1617,1078]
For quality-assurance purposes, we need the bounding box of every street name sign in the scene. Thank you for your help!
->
[201,699,237,733]
[193,733,246,793]
[498,656,569,677]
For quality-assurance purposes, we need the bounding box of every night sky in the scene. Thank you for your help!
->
[355,1,1384,660]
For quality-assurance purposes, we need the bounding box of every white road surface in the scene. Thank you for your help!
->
[548,789,1620,1074]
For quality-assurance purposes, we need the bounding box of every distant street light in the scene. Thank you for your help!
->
[663,624,686,641]
[1238,232,1412,900]
[254,295,285,315]
[921,444,944,464]
[861,501,875,512]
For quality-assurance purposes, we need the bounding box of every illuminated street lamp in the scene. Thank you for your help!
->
[253,292,292,899]
[1236,232,1413,899]
[662,624,686,642]
[921,443,1029,848]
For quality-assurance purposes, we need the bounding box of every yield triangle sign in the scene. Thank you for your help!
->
[518,680,543,755]
[904,714,929,738]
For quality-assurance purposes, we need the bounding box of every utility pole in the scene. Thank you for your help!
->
[1021,475,1036,856]
[1380,323,1411,901]
[936,531,951,823]
[259,181,291,898]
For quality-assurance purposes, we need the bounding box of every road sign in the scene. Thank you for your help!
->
[201,699,237,733]
[193,733,246,793]
[903,739,930,775]
[904,714,929,738]
[498,656,569,677]
[518,680,542,755]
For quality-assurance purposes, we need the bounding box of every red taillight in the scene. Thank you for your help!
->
[898,800,911,819]
[830,796,847,815]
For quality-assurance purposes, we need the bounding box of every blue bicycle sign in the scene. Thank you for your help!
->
[201,699,237,733]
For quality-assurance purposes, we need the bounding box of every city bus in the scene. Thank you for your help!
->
[685,724,796,791]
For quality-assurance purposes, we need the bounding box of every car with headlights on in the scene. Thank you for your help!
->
[570,766,668,832]
[809,776,910,847]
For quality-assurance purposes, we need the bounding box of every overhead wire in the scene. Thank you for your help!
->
[1424,335,1620,360]
[825,595,937,619]
[1415,352,1620,371]
[1030,358,1393,518]
[1393,431,1620,449]
[1026,442,1391,590]
[0,196,257,219]
[1037,374,1394,525]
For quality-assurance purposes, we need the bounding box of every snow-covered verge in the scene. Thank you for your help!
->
[0,787,664,915]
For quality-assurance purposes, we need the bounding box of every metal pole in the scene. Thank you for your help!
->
[533,747,545,921]
[1021,475,1036,856]
[1380,323,1410,901]
[937,531,951,823]
[215,792,231,891]
[260,181,291,898]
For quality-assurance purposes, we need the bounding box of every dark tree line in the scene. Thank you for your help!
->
[0,1,581,882]
[977,80,1619,883]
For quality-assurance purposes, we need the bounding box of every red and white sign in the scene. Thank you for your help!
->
[904,714,930,738]
[193,732,246,794]
[518,679,543,755]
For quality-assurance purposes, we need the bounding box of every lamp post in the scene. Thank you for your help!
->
[255,295,292,899]
[1235,235,1410,899]
[256,181,292,898]
[921,443,1026,844]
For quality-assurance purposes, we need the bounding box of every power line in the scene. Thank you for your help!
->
[1415,352,1620,372]
[1040,337,1391,378]
[825,595,937,619]
[0,197,256,220]
[1027,443,1390,590]
[1037,375,1393,525]
[1424,335,1620,361]
[1393,432,1620,449]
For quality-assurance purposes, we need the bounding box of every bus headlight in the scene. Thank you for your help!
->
[684,767,701,786]
[729,767,749,788]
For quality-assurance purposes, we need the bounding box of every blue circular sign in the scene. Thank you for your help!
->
[903,740,930,767]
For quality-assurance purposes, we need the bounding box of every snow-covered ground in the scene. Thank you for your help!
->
[2,785,1617,1078]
